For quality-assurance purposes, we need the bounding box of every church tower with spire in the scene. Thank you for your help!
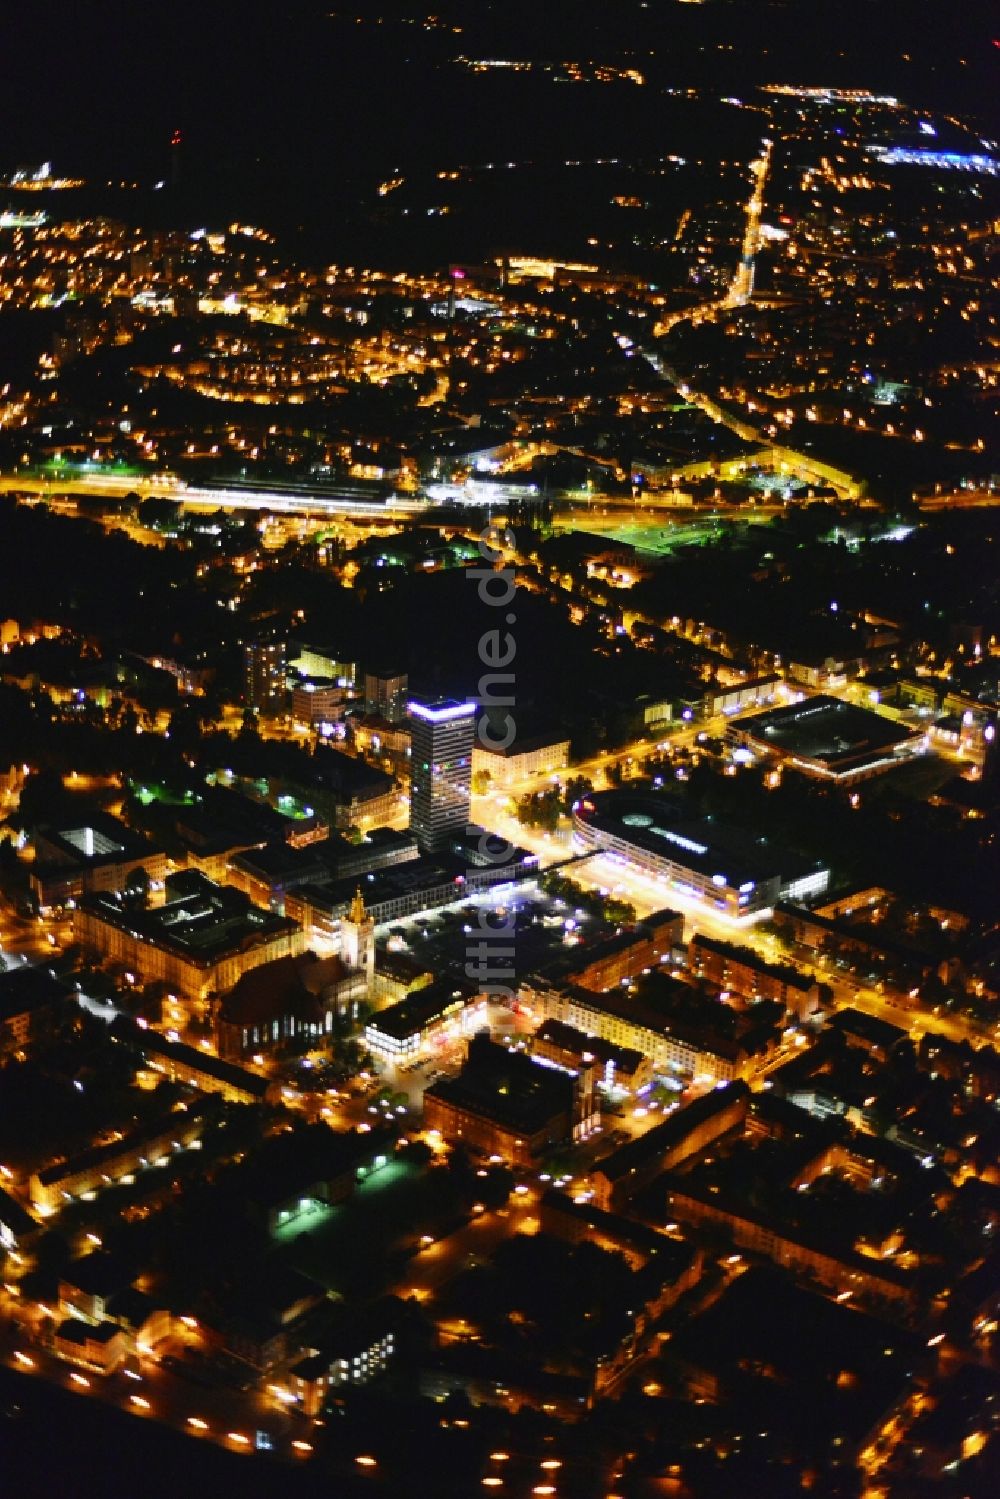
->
[340,887,375,993]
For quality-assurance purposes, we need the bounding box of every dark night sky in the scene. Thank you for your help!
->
[1,1,996,189]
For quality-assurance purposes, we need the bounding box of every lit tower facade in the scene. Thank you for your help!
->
[243,639,287,716]
[364,667,408,724]
[340,887,375,993]
[407,698,476,852]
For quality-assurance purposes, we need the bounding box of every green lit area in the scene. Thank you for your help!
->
[272,1159,402,1249]
[273,1196,335,1241]
[577,515,739,556]
[275,792,314,821]
[208,771,313,821]
[35,458,145,478]
[131,781,197,807]
[283,1160,452,1296]
[570,498,781,556]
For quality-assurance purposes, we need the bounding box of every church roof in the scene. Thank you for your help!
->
[219,951,352,1027]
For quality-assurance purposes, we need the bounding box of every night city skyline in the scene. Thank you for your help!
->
[0,3,997,1497]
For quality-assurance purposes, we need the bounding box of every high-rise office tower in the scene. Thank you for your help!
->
[243,639,287,715]
[364,667,408,724]
[407,698,475,852]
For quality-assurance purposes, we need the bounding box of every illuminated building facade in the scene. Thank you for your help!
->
[523,979,776,1086]
[287,1305,397,1416]
[532,1018,654,1096]
[407,698,475,852]
[687,934,821,1021]
[28,814,167,911]
[73,870,303,1003]
[571,791,781,922]
[472,732,571,788]
[423,1033,597,1167]
[363,667,408,724]
[30,1103,211,1216]
[243,638,287,715]
[53,1319,128,1375]
[364,976,484,1062]
[291,678,344,727]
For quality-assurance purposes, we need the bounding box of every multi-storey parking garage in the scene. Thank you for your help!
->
[571,789,828,923]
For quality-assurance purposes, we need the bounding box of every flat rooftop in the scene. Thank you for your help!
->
[407,698,476,724]
[426,1035,574,1135]
[78,870,297,969]
[732,695,918,770]
[574,788,785,891]
[34,812,159,869]
[294,840,535,920]
[368,976,478,1041]
[478,729,570,759]
[294,855,459,915]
